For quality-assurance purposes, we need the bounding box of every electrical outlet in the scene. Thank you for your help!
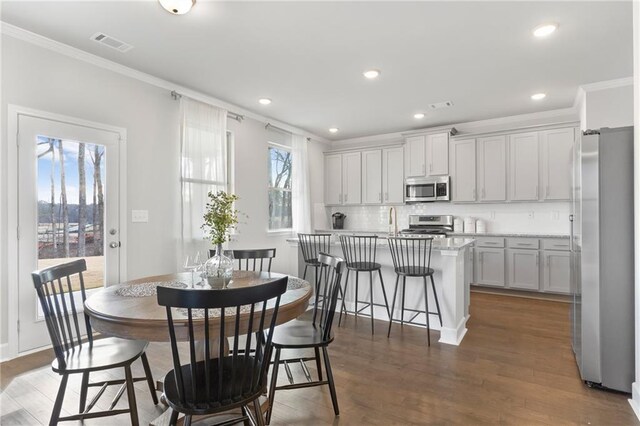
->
[527,211,534,219]
[490,211,495,220]
[552,211,560,220]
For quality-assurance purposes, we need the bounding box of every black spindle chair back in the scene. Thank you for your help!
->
[313,253,346,341]
[157,277,287,412]
[31,259,92,370]
[339,235,379,270]
[298,234,331,265]
[209,248,277,272]
[387,237,434,276]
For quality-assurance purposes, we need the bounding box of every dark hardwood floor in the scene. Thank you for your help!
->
[1,292,637,425]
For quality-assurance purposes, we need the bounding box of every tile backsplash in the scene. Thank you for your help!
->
[322,202,571,235]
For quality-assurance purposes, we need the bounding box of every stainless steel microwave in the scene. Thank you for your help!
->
[405,176,450,202]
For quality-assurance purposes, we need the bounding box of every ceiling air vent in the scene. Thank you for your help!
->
[429,101,454,110]
[90,32,133,52]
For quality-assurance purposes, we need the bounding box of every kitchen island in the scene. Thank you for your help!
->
[286,236,474,346]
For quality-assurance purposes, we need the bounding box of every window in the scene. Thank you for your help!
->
[268,144,292,230]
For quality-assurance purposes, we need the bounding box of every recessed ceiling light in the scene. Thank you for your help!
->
[329,127,339,133]
[258,98,272,105]
[531,93,547,100]
[414,113,425,119]
[363,69,381,79]
[159,0,195,15]
[533,23,558,38]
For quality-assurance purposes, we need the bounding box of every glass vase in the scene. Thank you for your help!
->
[204,243,233,286]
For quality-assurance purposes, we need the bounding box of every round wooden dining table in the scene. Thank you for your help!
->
[85,270,312,342]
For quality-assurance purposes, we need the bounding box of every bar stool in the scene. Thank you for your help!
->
[386,237,443,345]
[298,233,332,307]
[338,235,391,334]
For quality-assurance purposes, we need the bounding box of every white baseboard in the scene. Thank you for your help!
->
[629,382,640,420]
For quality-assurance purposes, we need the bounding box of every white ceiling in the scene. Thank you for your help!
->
[1,1,634,140]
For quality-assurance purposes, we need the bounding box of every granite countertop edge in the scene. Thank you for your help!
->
[314,229,569,239]
[286,237,476,251]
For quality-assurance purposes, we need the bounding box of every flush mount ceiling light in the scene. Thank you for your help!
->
[533,23,558,38]
[329,127,339,133]
[414,113,425,119]
[531,93,547,100]
[258,98,272,105]
[363,69,381,79]
[159,0,195,15]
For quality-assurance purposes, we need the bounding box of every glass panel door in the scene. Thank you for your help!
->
[17,115,121,353]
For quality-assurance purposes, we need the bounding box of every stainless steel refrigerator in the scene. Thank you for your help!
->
[570,126,634,393]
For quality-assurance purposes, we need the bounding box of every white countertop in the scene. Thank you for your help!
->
[315,229,569,239]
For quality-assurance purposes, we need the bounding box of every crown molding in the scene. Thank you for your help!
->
[579,76,634,93]
[0,21,329,143]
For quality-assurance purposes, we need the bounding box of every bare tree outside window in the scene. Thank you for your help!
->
[268,145,293,230]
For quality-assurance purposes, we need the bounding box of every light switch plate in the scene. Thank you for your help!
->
[131,210,149,223]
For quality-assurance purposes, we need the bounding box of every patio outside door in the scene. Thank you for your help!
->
[17,114,122,353]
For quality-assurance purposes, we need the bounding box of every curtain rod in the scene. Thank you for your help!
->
[170,90,244,122]
[265,123,310,141]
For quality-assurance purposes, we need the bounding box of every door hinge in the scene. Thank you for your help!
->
[17,320,20,333]
[16,226,20,240]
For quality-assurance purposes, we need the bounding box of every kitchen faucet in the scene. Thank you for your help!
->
[388,207,398,236]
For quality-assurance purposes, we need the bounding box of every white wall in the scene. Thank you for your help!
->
[584,84,634,130]
[0,34,326,346]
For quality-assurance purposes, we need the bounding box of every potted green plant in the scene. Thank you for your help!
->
[202,190,240,281]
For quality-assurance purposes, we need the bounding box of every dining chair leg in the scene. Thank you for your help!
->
[253,398,266,426]
[314,347,323,380]
[79,371,89,413]
[430,274,443,326]
[266,347,281,425]
[140,352,159,404]
[124,364,140,426]
[184,414,193,426]
[378,269,391,320]
[338,269,350,326]
[400,277,407,327]
[387,275,400,338]
[369,271,375,335]
[50,373,68,426]
[423,276,431,346]
[321,347,339,416]
[169,408,179,425]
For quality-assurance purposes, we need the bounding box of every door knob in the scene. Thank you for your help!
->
[109,242,119,249]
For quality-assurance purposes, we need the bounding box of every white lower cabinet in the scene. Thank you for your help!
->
[506,249,540,290]
[474,248,505,287]
[472,238,571,295]
[542,251,571,294]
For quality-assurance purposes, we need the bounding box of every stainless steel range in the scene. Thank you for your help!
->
[399,215,453,238]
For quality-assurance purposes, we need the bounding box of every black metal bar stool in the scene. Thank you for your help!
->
[338,235,391,334]
[298,233,332,306]
[386,237,443,345]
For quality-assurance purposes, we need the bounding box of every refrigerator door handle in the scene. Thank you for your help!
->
[569,214,574,251]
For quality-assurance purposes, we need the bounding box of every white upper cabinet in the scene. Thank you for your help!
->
[324,154,343,205]
[540,128,575,200]
[426,133,449,175]
[450,139,477,202]
[477,135,507,202]
[362,150,382,204]
[382,147,405,204]
[509,131,540,201]
[405,135,426,177]
[342,152,362,205]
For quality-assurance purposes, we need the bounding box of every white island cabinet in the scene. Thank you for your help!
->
[286,236,474,346]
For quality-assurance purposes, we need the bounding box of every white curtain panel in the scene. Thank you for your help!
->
[180,98,228,260]
[292,134,312,233]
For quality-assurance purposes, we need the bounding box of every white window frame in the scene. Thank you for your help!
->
[267,142,293,232]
